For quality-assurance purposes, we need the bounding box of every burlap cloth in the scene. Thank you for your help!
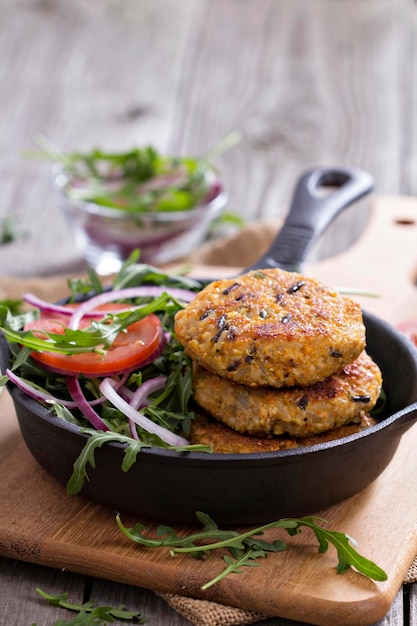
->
[1,221,417,626]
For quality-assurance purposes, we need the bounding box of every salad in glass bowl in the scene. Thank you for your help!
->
[42,139,233,274]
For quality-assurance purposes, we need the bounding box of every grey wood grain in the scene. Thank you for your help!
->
[172,0,415,255]
[0,0,207,276]
[0,557,88,625]
[0,0,416,276]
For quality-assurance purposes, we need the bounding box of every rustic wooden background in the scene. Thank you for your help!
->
[1,0,416,278]
[0,0,416,625]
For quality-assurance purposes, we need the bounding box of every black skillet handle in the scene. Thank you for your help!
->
[249,166,374,272]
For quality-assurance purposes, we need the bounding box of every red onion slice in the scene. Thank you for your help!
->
[6,368,78,408]
[23,293,79,317]
[69,286,196,330]
[23,293,131,319]
[130,375,166,410]
[99,377,189,447]
[5,367,124,411]
[129,420,140,440]
[66,376,109,431]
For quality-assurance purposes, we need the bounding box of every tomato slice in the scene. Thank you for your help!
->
[397,319,417,348]
[24,304,162,376]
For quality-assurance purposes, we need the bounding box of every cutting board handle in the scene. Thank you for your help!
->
[249,166,374,272]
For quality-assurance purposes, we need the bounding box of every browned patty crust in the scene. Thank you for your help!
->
[192,351,382,438]
[189,413,378,454]
[174,268,366,388]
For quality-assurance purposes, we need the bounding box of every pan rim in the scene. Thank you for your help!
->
[8,382,417,464]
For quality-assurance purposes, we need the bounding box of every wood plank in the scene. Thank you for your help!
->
[174,0,413,222]
[409,582,417,626]
[0,0,205,277]
[0,557,88,625]
[401,0,417,195]
[0,0,415,278]
[0,556,201,625]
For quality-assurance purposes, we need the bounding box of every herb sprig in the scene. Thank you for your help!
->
[34,588,146,625]
[66,428,210,496]
[117,511,387,589]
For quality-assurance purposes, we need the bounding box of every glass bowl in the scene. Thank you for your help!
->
[52,166,228,275]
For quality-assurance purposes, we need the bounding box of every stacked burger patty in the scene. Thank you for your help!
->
[174,268,382,453]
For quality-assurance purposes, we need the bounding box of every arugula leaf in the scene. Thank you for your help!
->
[0,297,23,315]
[66,429,210,496]
[52,402,84,425]
[285,516,387,580]
[35,588,146,624]
[112,250,203,291]
[67,268,104,302]
[66,430,149,495]
[116,512,387,589]
[204,550,267,589]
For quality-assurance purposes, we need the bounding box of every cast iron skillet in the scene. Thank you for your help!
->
[2,167,417,525]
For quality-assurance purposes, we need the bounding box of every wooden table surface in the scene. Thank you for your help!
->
[1,0,417,624]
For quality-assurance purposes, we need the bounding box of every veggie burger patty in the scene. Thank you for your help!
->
[174,267,382,453]
[189,413,378,454]
[192,351,382,438]
[174,268,366,388]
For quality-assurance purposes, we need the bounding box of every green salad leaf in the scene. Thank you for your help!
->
[35,588,146,624]
[66,428,209,496]
[117,512,388,589]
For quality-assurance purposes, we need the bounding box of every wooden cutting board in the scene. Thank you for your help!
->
[0,195,417,626]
